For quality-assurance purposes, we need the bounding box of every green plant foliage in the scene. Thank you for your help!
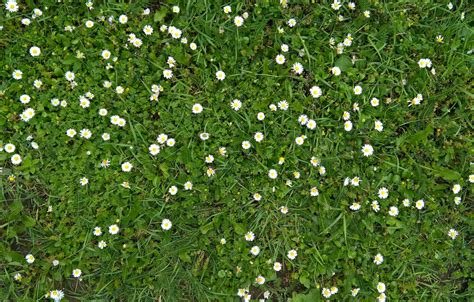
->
[0,0,472,301]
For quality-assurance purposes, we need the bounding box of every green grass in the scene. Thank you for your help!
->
[0,0,472,301]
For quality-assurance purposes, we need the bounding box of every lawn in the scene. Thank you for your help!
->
[0,0,472,301]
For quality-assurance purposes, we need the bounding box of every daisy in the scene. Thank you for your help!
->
[98,108,108,116]
[254,132,264,142]
[402,199,411,207]
[49,290,64,301]
[192,103,203,114]
[190,42,197,50]
[350,202,361,211]
[378,293,386,302]
[12,69,23,80]
[242,141,251,150]
[351,177,361,186]
[377,282,386,293]
[172,5,180,13]
[454,197,461,205]
[275,54,286,65]
[331,66,341,76]
[223,5,231,14]
[5,0,19,12]
[216,70,226,81]
[72,269,82,278]
[109,224,119,234]
[292,62,304,74]
[388,206,399,217]
[85,20,94,28]
[281,44,289,52]
[310,86,322,98]
[375,120,384,132]
[322,288,332,298]
[348,2,356,10]
[271,261,282,272]
[378,187,389,199]
[280,206,288,214]
[250,246,260,256]
[371,200,380,212]
[353,85,363,95]
[287,249,297,260]
[114,86,125,95]
[20,108,35,122]
[118,14,128,24]
[98,241,107,249]
[218,147,227,156]
[245,231,255,241]
[161,219,172,230]
[361,144,374,156]
[234,16,244,27]
[257,112,265,120]
[331,0,342,10]
[447,228,458,240]
[255,275,265,285]
[237,288,247,297]
[157,134,168,144]
[33,8,42,17]
[184,181,193,190]
[166,138,176,147]
[93,227,102,236]
[268,169,278,179]
[65,71,75,81]
[66,129,77,138]
[11,154,22,165]
[25,254,35,264]
[415,199,425,210]
[371,97,380,107]
[306,119,316,130]
[143,25,154,35]
[121,162,133,172]
[363,10,371,18]
[200,133,209,140]
[253,193,262,201]
[418,58,432,68]
[79,97,90,108]
[231,99,242,111]
[298,114,308,125]
[287,18,296,27]
[310,157,320,167]
[149,144,160,156]
[163,69,173,79]
[452,184,461,194]
[344,120,353,131]
[29,46,41,57]
[4,143,16,153]
[374,253,384,265]
[351,288,360,297]
[79,129,92,139]
[295,136,305,145]
[169,186,178,195]
[278,100,289,110]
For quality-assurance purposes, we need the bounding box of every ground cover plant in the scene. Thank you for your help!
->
[0,0,473,301]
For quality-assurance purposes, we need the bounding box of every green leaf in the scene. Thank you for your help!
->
[154,8,168,23]
[334,55,352,71]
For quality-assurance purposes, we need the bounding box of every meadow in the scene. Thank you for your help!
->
[0,0,472,301]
